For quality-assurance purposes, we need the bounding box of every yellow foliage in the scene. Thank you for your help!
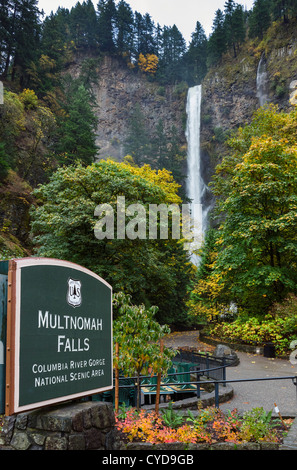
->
[19,88,39,110]
[138,53,159,74]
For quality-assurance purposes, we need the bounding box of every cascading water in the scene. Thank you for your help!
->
[256,53,269,107]
[185,84,209,266]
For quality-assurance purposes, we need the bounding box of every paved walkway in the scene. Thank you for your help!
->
[164,331,297,417]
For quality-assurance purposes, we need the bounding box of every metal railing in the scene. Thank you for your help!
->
[95,350,238,407]
[93,350,297,411]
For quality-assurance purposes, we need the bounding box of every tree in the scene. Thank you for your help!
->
[97,0,117,52]
[30,160,192,325]
[0,89,24,172]
[209,105,297,314]
[133,11,156,58]
[138,52,158,75]
[271,0,292,22]
[187,229,227,324]
[124,103,150,165]
[16,88,56,185]
[157,24,186,83]
[0,88,56,185]
[248,0,272,39]
[115,0,134,56]
[54,78,98,166]
[207,9,227,66]
[185,21,208,85]
[39,8,72,65]
[1,0,42,84]
[113,292,174,410]
[0,142,10,181]
[69,0,98,49]
[224,2,246,57]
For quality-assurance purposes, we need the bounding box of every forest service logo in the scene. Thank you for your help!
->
[67,278,82,308]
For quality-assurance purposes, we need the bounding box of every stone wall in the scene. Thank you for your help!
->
[0,401,121,450]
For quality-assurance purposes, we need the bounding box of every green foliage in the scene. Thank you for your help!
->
[0,89,56,186]
[113,291,174,409]
[239,408,281,442]
[30,160,191,325]
[54,78,98,166]
[0,0,41,84]
[248,0,272,39]
[209,309,297,355]
[160,402,184,429]
[184,21,208,85]
[124,109,186,193]
[209,105,297,314]
[0,143,10,182]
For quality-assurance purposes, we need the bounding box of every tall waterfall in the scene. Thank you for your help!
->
[185,85,207,266]
[256,53,269,107]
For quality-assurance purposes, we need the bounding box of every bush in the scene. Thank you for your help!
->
[115,406,289,444]
[209,310,297,355]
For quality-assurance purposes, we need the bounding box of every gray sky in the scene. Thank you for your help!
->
[38,0,255,43]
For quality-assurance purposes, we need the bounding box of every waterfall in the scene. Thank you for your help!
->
[185,85,207,266]
[256,53,269,107]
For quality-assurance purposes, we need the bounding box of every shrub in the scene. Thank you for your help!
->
[115,406,289,445]
[209,310,297,355]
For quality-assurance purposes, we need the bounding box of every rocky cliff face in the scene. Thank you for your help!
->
[87,56,187,161]
[200,19,297,173]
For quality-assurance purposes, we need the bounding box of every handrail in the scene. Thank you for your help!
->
[116,370,297,409]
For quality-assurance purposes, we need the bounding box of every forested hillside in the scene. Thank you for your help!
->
[1,0,297,326]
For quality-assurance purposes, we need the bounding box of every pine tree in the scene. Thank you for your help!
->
[115,0,134,55]
[69,0,98,49]
[224,1,246,57]
[158,24,186,83]
[55,79,98,166]
[207,9,227,66]
[97,0,117,52]
[39,8,72,65]
[124,103,150,165]
[186,21,207,85]
[133,11,156,57]
[248,0,271,39]
[1,0,42,84]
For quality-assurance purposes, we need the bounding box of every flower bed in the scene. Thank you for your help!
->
[116,405,292,446]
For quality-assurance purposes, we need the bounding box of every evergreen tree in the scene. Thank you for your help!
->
[124,103,150,165]
[271,0,291,22]
[141,13,157,54]
[158,24,186,83]
[55,78,98,166]
[207,9,227,66]
[151,119,168,168]
[69,0,98,49]
[97,0,117,52]
[248,0,272,39]
[133,11,156,57]
[1,0,42,84]
[186,21,208,85]
[224,1,246,57]
[39,8,72,65]
[0,142,10,181]
[115,0,134,56]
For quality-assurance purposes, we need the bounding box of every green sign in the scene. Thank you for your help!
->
[7,258,112,415]
[0,261,8,414]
